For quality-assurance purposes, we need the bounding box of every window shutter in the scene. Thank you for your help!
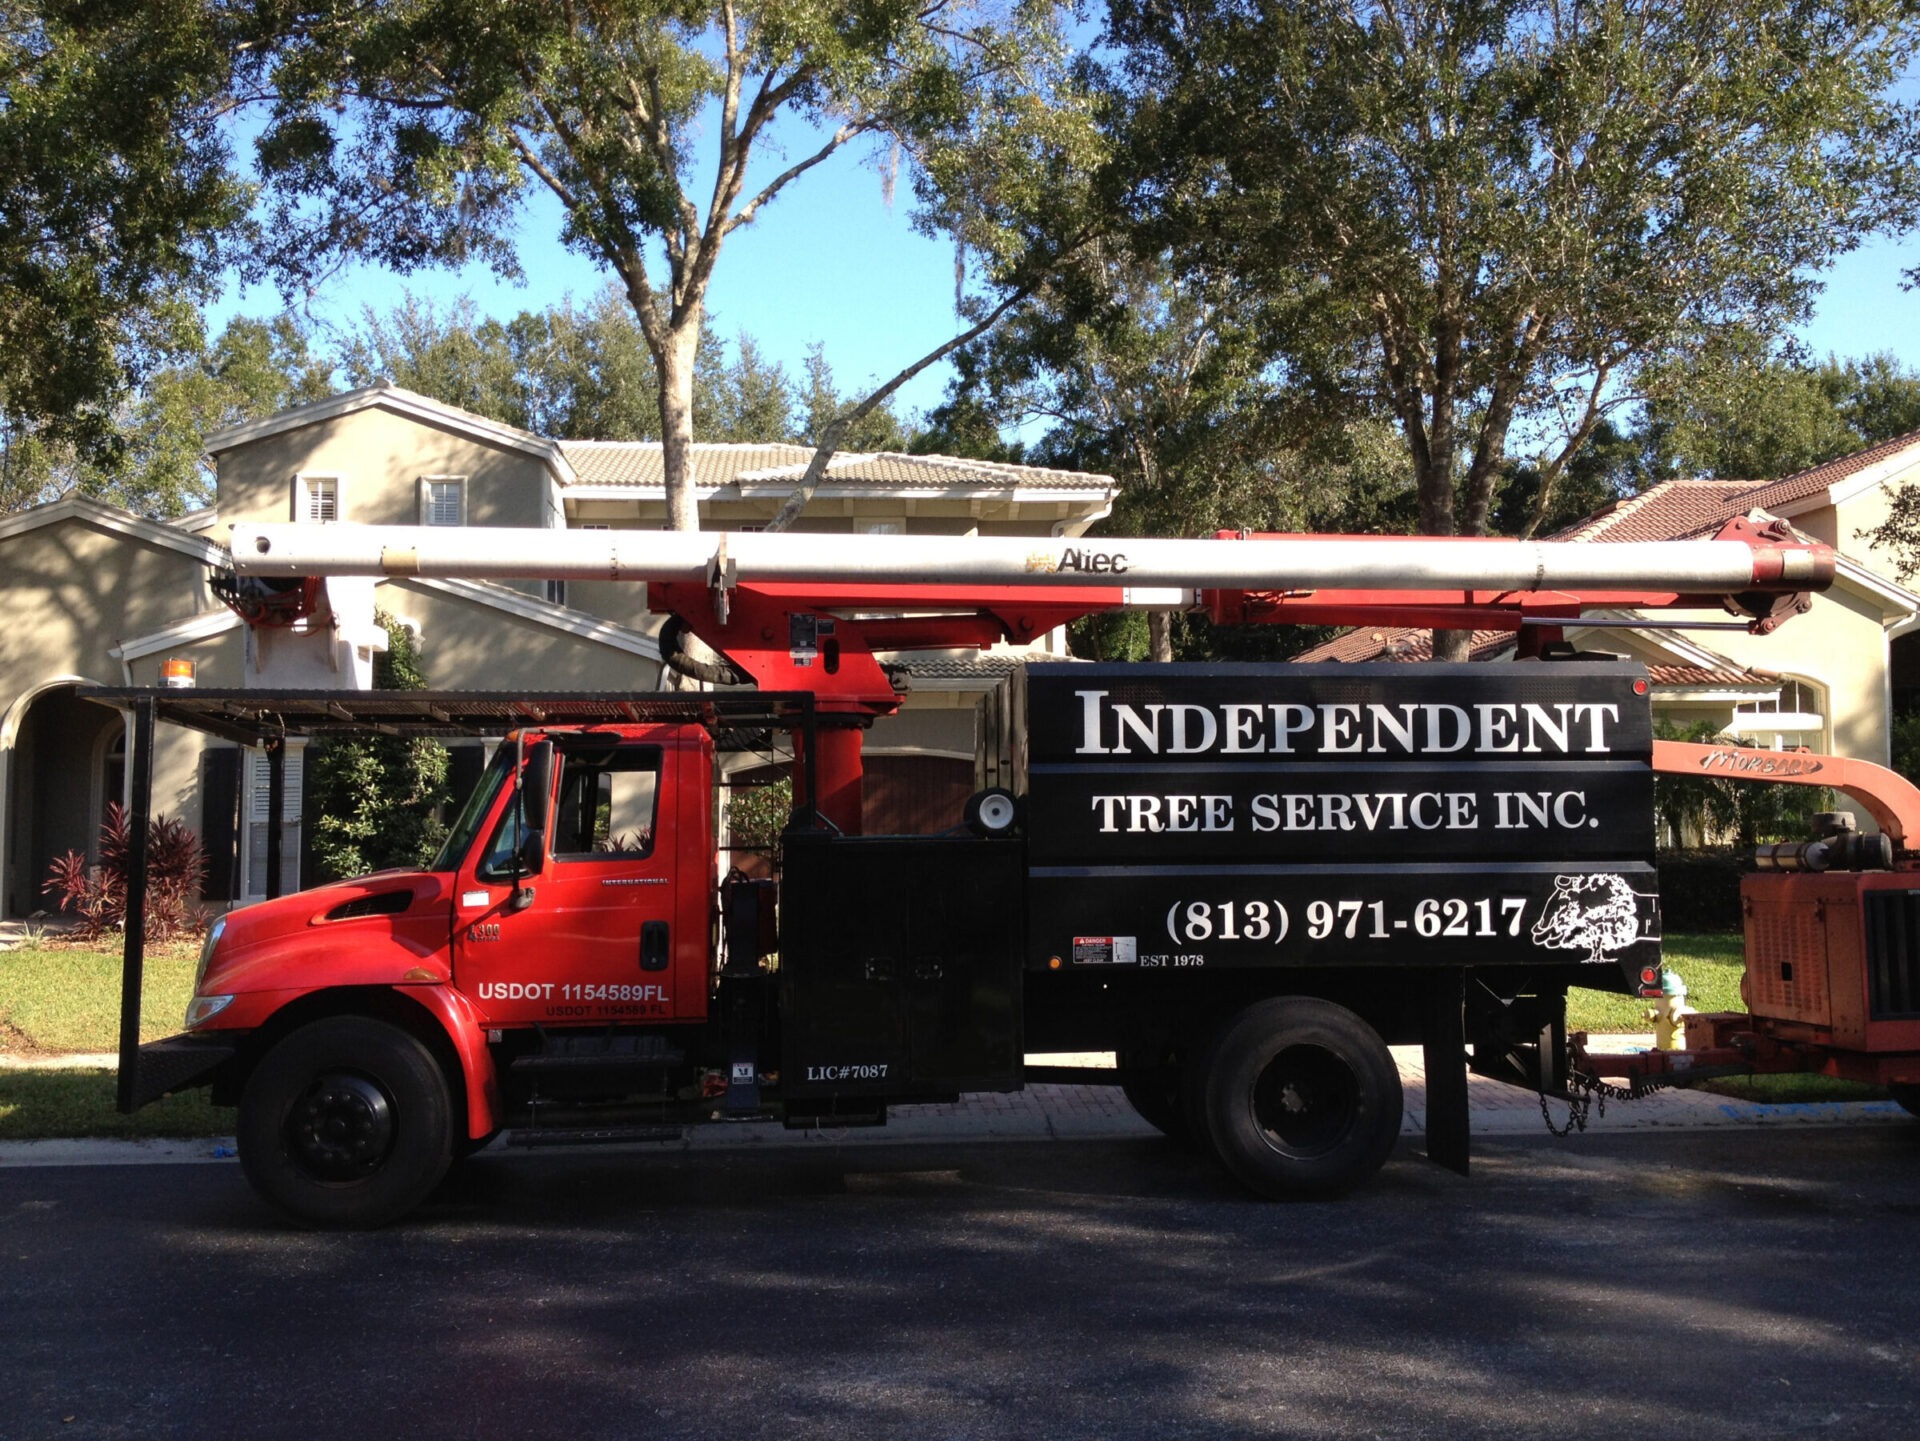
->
[247,748,304,822]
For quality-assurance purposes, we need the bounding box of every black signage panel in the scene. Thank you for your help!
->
[1025,661,1653,767]
[1026,861,1662,979]
[1025,760,1652,864]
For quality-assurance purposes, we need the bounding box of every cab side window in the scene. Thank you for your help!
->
[552,744,661,859]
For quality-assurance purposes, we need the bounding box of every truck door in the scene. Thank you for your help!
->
[456,736,682,1026]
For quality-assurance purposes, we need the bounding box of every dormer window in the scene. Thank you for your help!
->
[295,474,340,523]
[421,476,466,526]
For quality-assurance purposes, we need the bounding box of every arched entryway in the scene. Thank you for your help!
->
[2,682,125,917]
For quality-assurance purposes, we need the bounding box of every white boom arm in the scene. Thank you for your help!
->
[227,523,1828,596]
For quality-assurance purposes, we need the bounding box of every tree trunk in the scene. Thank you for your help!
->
[1148,611,1173,663]
[657,318,704,533]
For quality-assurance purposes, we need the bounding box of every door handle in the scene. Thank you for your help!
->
[641,920,670,971]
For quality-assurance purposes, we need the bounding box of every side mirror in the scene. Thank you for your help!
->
[511,740,554,880]
[523,741,554,834]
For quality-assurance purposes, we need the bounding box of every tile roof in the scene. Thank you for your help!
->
[1644,664,1771,689]
[558,441,1111,493]
[560,442,813,489]
[1741,427,1920,512]
[1549,479,1765,543]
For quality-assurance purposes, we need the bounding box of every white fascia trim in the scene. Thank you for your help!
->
[109,608,245,664]
[1654,685,1781,704]
[559,481,1114,504]
[1808,449,1920,511]
[173,506,221,534]
[1570,611,1733,669]
[1831,554,1920,617]
[0,495,228,565]
[406,576,663,662]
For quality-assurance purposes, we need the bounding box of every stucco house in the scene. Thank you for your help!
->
[0,383,1116,917]
[1298,432,1920,771]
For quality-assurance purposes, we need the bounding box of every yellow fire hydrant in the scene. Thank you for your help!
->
[1647,967,1694,1051]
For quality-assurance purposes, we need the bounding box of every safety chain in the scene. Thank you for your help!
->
[1538,1068,1660,1137]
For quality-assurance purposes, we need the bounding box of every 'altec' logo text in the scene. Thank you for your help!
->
[1028,547,1130,575]
[1071,690,1622,758]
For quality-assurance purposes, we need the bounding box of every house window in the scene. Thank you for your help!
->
[295,474,340,523]
[421,477,466,526]
[854,518,903,536]
[545,579,568,607]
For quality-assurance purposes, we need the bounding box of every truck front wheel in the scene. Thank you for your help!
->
[238,1016,454,1228]
[1200,998,1403,1199]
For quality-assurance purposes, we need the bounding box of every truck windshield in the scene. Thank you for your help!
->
[429,747,513,872]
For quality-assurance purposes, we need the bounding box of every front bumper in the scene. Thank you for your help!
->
[122,1034,240,1113]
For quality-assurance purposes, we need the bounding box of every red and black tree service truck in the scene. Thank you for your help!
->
[104,521,1910,1227]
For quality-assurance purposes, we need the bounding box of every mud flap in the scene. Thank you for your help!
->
[1421,969,1471,1176]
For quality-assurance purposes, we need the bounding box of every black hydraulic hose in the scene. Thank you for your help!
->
[660,615,751,687]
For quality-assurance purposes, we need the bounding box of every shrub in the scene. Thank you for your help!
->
[43,803,207,943]
[304,613,451,879]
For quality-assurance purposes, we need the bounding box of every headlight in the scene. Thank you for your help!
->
[185,994,235,1029]
[194,916,226,990]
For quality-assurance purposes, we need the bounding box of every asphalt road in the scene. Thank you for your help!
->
[4,1126,1920,1441]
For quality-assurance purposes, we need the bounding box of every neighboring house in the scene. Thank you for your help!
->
[1298,434,1920,771]
[0,382,1115,917]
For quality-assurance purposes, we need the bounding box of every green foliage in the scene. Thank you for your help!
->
[240,0,1095,525]
[726,775,793,860]
[0,0,247,475]
[797,345,909,451]
[706,336,798,443]
[304,615,451,879]
[1652,719,1833,851]
[1633,339,1920,485]
[1891,710,1920,783]
[1102,0,1920,545]
[2,310,335,518]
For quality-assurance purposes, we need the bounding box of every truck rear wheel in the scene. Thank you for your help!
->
[238,1016,454,1229]
[1200,998,1402,1199]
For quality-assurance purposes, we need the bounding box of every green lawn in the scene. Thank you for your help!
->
[0,939,199,1055]
[0,1070,230,1139]
[1567,931,1746,1034]
[0,939,230,1139]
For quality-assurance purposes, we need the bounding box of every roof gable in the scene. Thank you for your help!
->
[0,494,227,566]
[205,382,568,475]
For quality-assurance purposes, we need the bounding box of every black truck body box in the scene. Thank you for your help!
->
[779,833,1024,1098]
[1021,662,1660,989]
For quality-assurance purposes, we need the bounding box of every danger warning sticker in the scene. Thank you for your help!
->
[1072,935,1138,966]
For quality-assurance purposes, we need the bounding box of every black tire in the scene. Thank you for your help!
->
[238,1016,455,1229]
[1200,998,1403,1199]
[1116,1047,1193,1146]
[1893,1083,1920,1119]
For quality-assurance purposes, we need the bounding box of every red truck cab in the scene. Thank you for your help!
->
[170,723,718,1224]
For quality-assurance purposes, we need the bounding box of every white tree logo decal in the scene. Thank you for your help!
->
[1530,874,1648,962]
